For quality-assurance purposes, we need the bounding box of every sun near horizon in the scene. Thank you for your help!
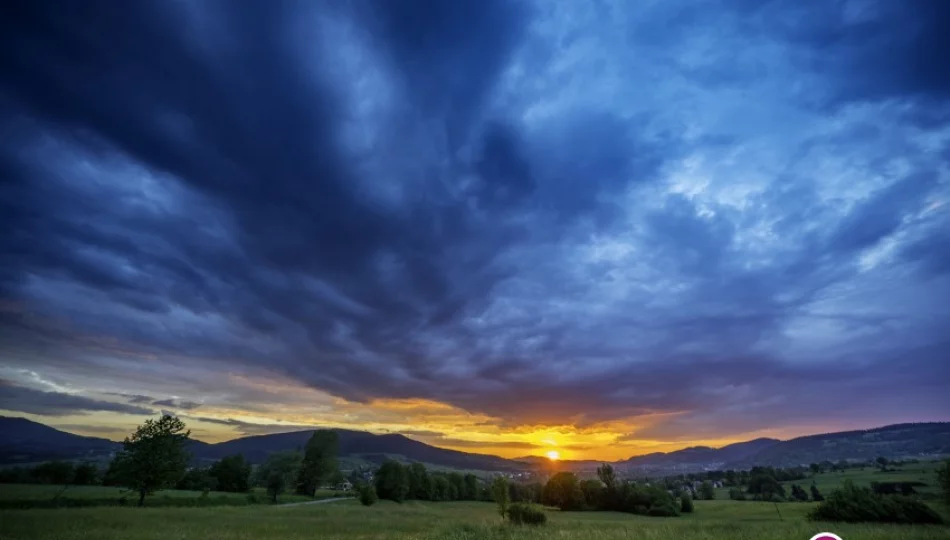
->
[546,450,560,461]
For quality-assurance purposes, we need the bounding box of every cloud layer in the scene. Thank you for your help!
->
[1,0,948,456]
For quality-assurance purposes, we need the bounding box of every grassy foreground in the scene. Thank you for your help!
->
[0,483,347,508]
[2,499,949,540]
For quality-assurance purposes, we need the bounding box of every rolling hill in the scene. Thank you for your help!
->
[0,417,523,471]
[2,416,947,473]
[0,416,120,464]
[191,428,523,471]
[726,423,950,468]
[620,438,780,471]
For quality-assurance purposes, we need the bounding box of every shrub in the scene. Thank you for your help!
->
[680,493,694,513]
[728,488,746,501]
[808,481,943,525]
[506,503,547,525]
[492,476,510,517]
[359,485,378,506]
[938,460,950,505]
[647,502,679,517]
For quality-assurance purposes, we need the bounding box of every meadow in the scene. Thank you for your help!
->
[0,483,346,508]
[1,461,947,539]
[709,460,945,500]
[2,499,949,540]
[787,462,943,496]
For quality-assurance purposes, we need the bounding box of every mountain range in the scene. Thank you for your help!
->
[1,416,948,474]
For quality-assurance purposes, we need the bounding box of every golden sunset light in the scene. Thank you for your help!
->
[546,450,560,461]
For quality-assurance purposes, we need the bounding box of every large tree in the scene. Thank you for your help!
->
[447,472,465,501]
[109,415,191,506]
[463,473,479,501]
[700,480,715,500]
[543,471,585,511]
[491,476,509,518]
[256,451,302,502]
[209,455,251,492]
[72,463,99,486]
[297,430,339,497]
[408,463,431,500]
[596,463,619,510]
[374,460,410,502]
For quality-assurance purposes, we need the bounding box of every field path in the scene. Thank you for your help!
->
[277,497,351,508]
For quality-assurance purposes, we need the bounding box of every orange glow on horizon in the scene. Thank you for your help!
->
[546,450,560,460]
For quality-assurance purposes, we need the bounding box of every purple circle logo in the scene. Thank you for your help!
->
[810,534,842,540]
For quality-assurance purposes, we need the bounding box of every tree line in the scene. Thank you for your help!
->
[0,415,349,506]
[367,460,483,503]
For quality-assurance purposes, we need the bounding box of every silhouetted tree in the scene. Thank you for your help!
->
[209,455,251,492]
[297,430,339,497]
[580,478,604,508]
[256,451,301,503]
[72,463,99,486]
[463,473,479,500]
[543,472,585,511]
[700,480,715,500]
[447,472,465,501]
[374,461,409,503]
[431,474,450,501]
[492,476,510,518]
[108,415,191,506]
[32,461,74,485]
[408,463,431,500]
[810,484,824,502]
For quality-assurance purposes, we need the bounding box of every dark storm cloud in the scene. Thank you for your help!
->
[152,399,202,410]
[0,379,155,416]
[187,416,316,437]
[105,393,155,405]
[740,0,950,109]
[0,0,948,437]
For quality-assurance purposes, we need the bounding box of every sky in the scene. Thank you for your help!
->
[1,0,949,461]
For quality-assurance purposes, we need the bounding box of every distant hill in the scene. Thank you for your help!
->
[2,416,947,473]
[727,423,950,468]
[192,428,523,471]
[0,416,119,464]
[0,417,522,471]
[617,424,950,474]
[621,438,780,470]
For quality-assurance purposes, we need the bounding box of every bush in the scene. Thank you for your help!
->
[647,502,679,517]
[939,460,950,506]
[808,481,943,525]
[680,493,694,513]
[728,488,746,501]
[359,485,378,506]
[506,503,547,525]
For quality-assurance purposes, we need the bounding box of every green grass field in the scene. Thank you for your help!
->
[1,499,948,540]
[0,483,347,507]
[710,460,945,500]
[787,462,943,496]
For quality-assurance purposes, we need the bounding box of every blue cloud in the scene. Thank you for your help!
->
[0,0,947,435]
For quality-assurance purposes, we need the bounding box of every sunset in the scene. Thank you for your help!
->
[1,1,950,537]
[1,0,949,466]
